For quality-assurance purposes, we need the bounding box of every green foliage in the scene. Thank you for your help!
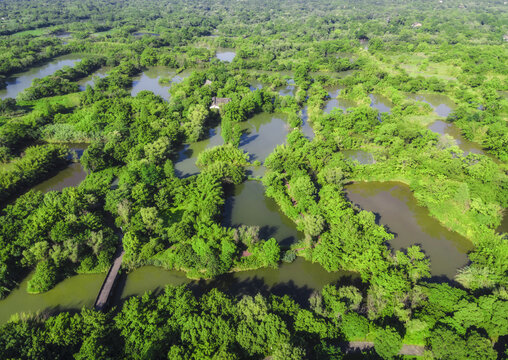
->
[374,327,402,359]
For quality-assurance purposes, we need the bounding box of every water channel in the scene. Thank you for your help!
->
[428,120,484,155]
[345,181,473,279]
[277,78,296,96]
[0,54,82,99]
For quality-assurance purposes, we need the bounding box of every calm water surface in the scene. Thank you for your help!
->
[118,257,358,307]
[173,125,223,177]
[0,271,103,324]
[216,48,236,62]
[223,181,301,247]
[0,54,82,99]
[239,113,290,162]
[345,181,473,278]
[343,150,374,164]
[429,120,484,155]
[133,32,160,37]
[407,93,456,117]
[277,79,295,96]
[324,88,356,114]
[369,94,392,114]
[31,143,88,193]
[300,106,315,139]
[78,68,109,91]
[131,67,173,100]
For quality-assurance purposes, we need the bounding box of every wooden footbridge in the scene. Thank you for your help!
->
[94,243,124,311]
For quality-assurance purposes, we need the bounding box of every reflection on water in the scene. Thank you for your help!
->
[239,113,289,162]
[216,49,236,62]
[131,68,192,100]
[249,81,263,91]
[173,125,224,177]
[407,93,456,117]
[324,88,356,114]
[497,210,508,235]
[131,67,173,100]
[343,150,374,164]
[31,143,88,193]
[277,78,295,96]
[32,162,87,193]
[345,181,473,278]
[300,106,315,139]
[0,271,103,324]
[78,68,109,91]
[133,32,160,37]
[223,181,301,247]
[369,94,392,114]
[117,258,358,307]
[0,54,82,99]
[429,120,484,155]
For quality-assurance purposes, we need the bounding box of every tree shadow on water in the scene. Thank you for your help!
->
[239,132,259,147]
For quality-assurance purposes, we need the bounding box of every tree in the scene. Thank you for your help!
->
[374,327,402,359]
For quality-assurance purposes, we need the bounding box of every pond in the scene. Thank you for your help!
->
[369,94,392,114]
[0,54,82,99]
[407,93,456,117]
[345,181,473,279]
[31,143,88,194]
[223,180,301,247]
[277,78,295,96]
[497,211,508,235]
[130,67,174,100]
[0,271,104,324]
[173,125,224,177]
[78,68,109,91]
[130,68,193,100]
[343,150,374,164]
[239,112,290,162]
[324,88,356,114]
[32,163,87,193]
[249,81,263,91]
[215,48,236,62]
[428,120,484,155]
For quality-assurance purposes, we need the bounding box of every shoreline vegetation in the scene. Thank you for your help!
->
[0,0,506,358]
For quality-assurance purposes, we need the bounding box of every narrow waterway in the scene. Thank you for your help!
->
[0,54,82,99]
[343,150,374,164]
[31,143,88,193]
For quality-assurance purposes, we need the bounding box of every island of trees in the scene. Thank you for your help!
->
[0,0,507,359]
